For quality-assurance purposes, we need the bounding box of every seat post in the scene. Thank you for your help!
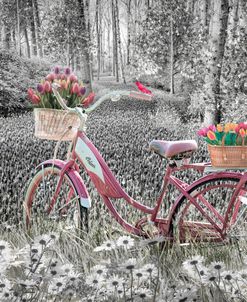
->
[151,164,173,221]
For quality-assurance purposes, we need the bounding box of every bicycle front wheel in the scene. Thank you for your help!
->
[24,164,88,233]
[170,175,247,242]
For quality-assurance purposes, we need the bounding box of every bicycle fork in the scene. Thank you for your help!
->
[46,161,75,214]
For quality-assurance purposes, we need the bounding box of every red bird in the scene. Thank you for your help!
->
[135,81,152,95]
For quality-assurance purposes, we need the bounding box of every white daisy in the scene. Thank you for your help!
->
[106,275,125,290]
[201,272,219,284]
[102,240,117,251]
[48,260,64,277]
[209,261,225,273]
[122,258,137,271]
[133,268,149,283]
[91,264,108,276]
[221,270,235,282]
[60,263,74,276]
[85,273,105,288]
[135,288,153,300]
[0,240,13,261]
[34,234,51,247]
[30,243,42,256]
[142,263,158,277]
[182,255,204,271]
[0,278,12,292]
[48,277,66,294]
[116,236,135,249]
[93,240,116,252]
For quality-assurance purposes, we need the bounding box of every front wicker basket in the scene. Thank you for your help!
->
[34,108,81,141]
[208,144,247,167]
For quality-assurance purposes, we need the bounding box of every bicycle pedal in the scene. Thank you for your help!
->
[139,236,166,247]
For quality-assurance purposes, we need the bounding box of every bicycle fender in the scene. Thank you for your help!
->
[37,159,91,208]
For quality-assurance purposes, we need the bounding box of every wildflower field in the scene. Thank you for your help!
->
[1,94,247,302]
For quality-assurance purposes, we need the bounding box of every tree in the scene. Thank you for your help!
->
[203,0,229,125]
[26,0,37,56]
[77,0,93,91]
[136,0,192,93]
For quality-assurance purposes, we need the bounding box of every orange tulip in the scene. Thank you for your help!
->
[207,130,216,141]
[216,124,223,132]
[60,80,68,90]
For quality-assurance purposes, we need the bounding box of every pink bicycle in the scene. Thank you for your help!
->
[24,87,247,242]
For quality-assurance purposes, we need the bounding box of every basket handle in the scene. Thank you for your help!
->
[222,133,245,161]
[221,134,227,161]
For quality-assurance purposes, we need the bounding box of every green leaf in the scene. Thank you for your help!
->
[215,131,224,141]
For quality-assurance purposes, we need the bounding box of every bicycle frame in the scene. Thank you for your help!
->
[39,126,247,240]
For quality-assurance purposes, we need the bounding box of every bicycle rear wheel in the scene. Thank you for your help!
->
[24,164,88,233]
[170,175,247,242]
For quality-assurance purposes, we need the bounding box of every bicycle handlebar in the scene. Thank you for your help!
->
[51,83,152,115]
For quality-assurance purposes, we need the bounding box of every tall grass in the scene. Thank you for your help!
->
[1,96,247,301]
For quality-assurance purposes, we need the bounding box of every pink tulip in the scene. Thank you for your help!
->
[69,74,78,82]
[208,124,216,132]
[239,122,247,130]
[82,93,95,107]
[239,128,245,137]
[71,83,80,94]
[31,94,40,104]
[46,73,55,82]
[60,74,66,80]
[235,125,241,134]
[197,127,208,137]
[27,88,34,100]
[44,81,51,93]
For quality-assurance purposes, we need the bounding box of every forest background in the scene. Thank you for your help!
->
[0,0,246,124]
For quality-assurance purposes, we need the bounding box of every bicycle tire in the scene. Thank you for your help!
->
[170,175,247,242]
[24,164,88,233]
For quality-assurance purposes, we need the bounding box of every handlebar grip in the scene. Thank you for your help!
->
[129,91,152,101]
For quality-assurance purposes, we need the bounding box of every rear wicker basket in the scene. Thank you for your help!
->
[34,108,81,141]
[208,144,247,167]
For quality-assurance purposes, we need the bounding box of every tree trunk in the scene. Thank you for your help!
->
[33,0,43,57]
[27,0,37,56]
[199,0,208,27]
[170,17,174,94]
[115,0,126,83]
[203,0,229,125]
[77,0,92,91]
[16,0,21,56]
[126,0,132,65]
[96,0,101,80]
[84,0,93,81]
[238,0,247,30]
[3,24,11,49]
[112,0,119,81]
[24,28,31,58]
[227,0,239,41]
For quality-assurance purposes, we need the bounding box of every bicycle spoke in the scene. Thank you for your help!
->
[24,165,86,233]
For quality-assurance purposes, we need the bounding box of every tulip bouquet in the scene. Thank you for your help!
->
[27,66,95,109]
[197,123,247,146]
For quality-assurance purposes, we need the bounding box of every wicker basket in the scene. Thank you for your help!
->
[34,108,81,141]
[208,144,247,167]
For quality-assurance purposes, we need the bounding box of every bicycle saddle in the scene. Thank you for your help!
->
[149,140,198,159]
